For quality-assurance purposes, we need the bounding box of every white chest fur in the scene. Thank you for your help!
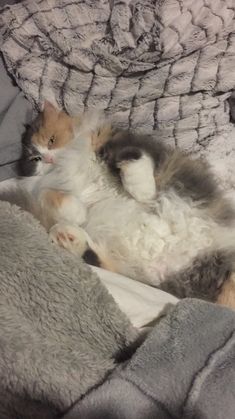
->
[30,140,234,287]
[71,157,226,286]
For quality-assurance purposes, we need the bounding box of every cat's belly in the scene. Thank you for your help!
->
[84,191,225,286]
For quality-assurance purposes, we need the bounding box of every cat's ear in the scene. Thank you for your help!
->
[42,100,59,116]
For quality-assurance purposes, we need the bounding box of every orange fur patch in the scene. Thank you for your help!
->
[216,274,235,310]
[39,189,71,230]
[89,242,117,272]
[33,102,111,153]
[99,256,117,272]
[32,103,74,149]
[44,190,69,209]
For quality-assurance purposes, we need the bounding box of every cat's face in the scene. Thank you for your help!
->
[19,102,113,177]
[19,101,74,176]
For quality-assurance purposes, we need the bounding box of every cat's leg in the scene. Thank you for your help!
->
[160,251,232,303]
[49,223,89,256]
[49,222,116,271]
[116,148,157,203]
[41,189,87,229]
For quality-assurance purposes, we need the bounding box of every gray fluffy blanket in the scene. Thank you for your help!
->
[0,200,235,418]
[64,299,235,419]
[0,0,235,151]
[0,200,136,419]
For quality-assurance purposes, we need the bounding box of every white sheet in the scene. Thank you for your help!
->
[92,266,178,329]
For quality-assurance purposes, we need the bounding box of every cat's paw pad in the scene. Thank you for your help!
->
[49,223,88,256]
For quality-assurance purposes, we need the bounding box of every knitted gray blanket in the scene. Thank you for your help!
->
[0,0,235,151]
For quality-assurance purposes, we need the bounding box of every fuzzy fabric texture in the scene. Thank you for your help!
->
[0,0,235,150]
[0,200,136,419]
[63,298,235,419]
[198,126,235,194]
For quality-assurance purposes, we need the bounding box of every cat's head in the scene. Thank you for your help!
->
[19,102,114,177]
[19,101,74,176]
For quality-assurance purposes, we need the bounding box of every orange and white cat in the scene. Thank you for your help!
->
[1,101,235,306]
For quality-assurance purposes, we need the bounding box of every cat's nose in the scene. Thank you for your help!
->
[43,154,54,164]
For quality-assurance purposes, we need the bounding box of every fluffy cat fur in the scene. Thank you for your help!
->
[1,102,235,305]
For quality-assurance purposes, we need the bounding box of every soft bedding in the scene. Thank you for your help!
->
[0,52,34,181]
[0,200,137,419]
[0,198,235,419]
[0,0,34,180]
[63,298,235,419]
[0,0,235,148]
[0,0,235,187]
[93,266,178,329]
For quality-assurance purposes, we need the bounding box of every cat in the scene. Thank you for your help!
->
[1,101,235,306]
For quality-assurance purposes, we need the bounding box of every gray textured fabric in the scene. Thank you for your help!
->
[0,0,33,180]
[63,299,235,419]
[0,51,34,180]
[0,0,235,150]
[0,200,136,419]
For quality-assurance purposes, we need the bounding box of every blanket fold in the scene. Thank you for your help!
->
[0,199,235,418]
[63,299,235,419]
[0,200,136,419]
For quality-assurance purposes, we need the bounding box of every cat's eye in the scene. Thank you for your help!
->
[48,135,55,148]
[31,156,42,162]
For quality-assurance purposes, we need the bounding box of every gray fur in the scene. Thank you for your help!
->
[100,131,235,225]
[100,132,235,301]
[18,115,43,177]
[161,251,233,301]
[0,200,136,419]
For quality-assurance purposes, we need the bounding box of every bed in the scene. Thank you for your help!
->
[0,1,235,418]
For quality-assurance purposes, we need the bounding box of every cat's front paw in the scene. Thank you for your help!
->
[49,223,88,256]
[118,153,157,202]
[100,144,142,173]
[115,147,142,165]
